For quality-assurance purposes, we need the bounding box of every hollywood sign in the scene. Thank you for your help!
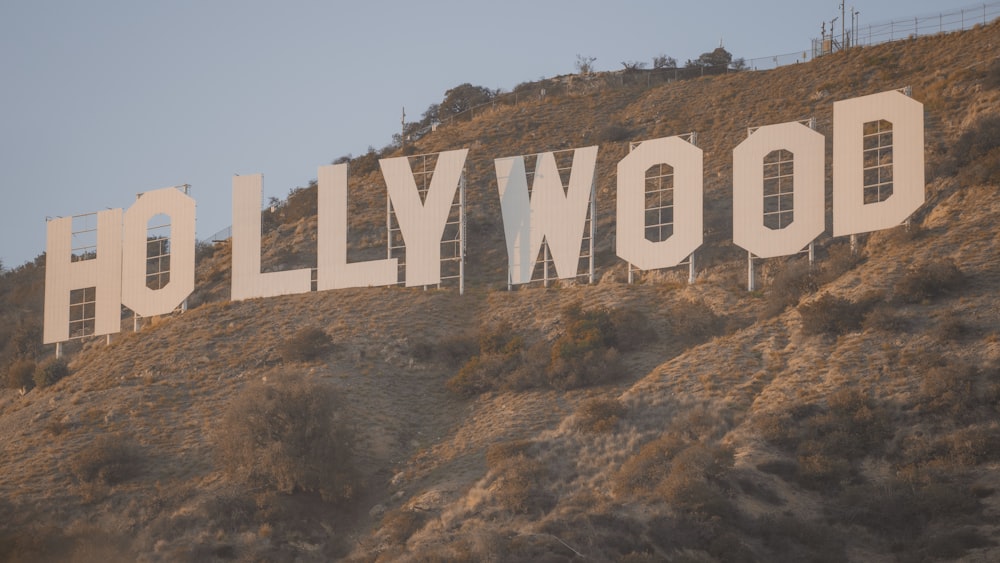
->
[43,90,924,345]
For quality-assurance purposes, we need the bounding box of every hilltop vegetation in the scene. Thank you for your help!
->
[2,21,1000,562]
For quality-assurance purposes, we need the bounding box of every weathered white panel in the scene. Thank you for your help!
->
[495,146,598,285]
[231,174,311,300]
[733,122,824,258]
[381,149,468,287]
[616,137,702,270]
[833,90,924,236]
[317,163,397,290]
[121,187,196,316]
[43,209,123,344]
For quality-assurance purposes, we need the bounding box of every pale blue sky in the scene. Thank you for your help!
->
[0,0,982,268]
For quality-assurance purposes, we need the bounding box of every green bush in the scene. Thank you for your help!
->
[278,327,332,362]
[892,258,964,303]
[33,357,68,389]
[215,375,358,502]
[6,359,36,392]
[68,433,141,485]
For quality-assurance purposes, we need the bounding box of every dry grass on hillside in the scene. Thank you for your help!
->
[2,20,1000,563]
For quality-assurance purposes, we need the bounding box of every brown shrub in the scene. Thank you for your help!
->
[68,432,141,485]
[446,352,517,396]
[609,307,657,351]
[918,361,983,419]
[655,444,735,518]
[892,258,964,304]
[485,439,536,468]
[215,375,358,502]
[33,357,69,389]
[380,509,427,545]
[762,259,819,318]
[278,327,333,362]
[6,359,35,392]
[448,303,639,394]
[799,292,880,336]
[485,442,552,514]
[612,433,687,497]
[862,304,909,332]
[573,397,627,433]
[411,334,477,367]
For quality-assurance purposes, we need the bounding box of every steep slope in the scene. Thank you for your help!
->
[1,20,999,563]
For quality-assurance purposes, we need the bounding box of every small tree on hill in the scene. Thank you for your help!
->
[687,46,734,69]
[439,83,498,118]
[653,54,677,69]
[575,54,597,74]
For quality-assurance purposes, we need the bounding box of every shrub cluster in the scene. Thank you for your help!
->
[573,397,627,433]
[546,303,625,389]
[447,304,654,395]
[755,388,893,490]
[798,292,880,336]
[918,360,997,420]
[941,113,1000,185]
[68,433,141,485]
[761,243,861,318]
[484,440,552,514]
[278,327,333,363]
[5,359,35,392]
[613,433,733,513]
[215,375,358,502]
[410,334,477,367]
[892,258,965,303]
[32,357,69,389]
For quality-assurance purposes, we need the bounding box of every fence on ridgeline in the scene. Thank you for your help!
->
[434,2,1000,127]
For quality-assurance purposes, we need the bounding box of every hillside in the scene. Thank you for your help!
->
[2,21,1000,562]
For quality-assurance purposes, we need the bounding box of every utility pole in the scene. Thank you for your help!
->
[400,106,406,149]
[852,8,860,47]
[840,2,846,48]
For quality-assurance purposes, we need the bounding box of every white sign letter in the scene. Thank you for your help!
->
[833,90,924,236]
[380,149,468,287]
[733,122,824,258]
[121,187,196,316]
[616,137,702,270]
[317,163,398,289]
[495,146,598,285]
[43,210,123,344]
[231,174,312,300]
